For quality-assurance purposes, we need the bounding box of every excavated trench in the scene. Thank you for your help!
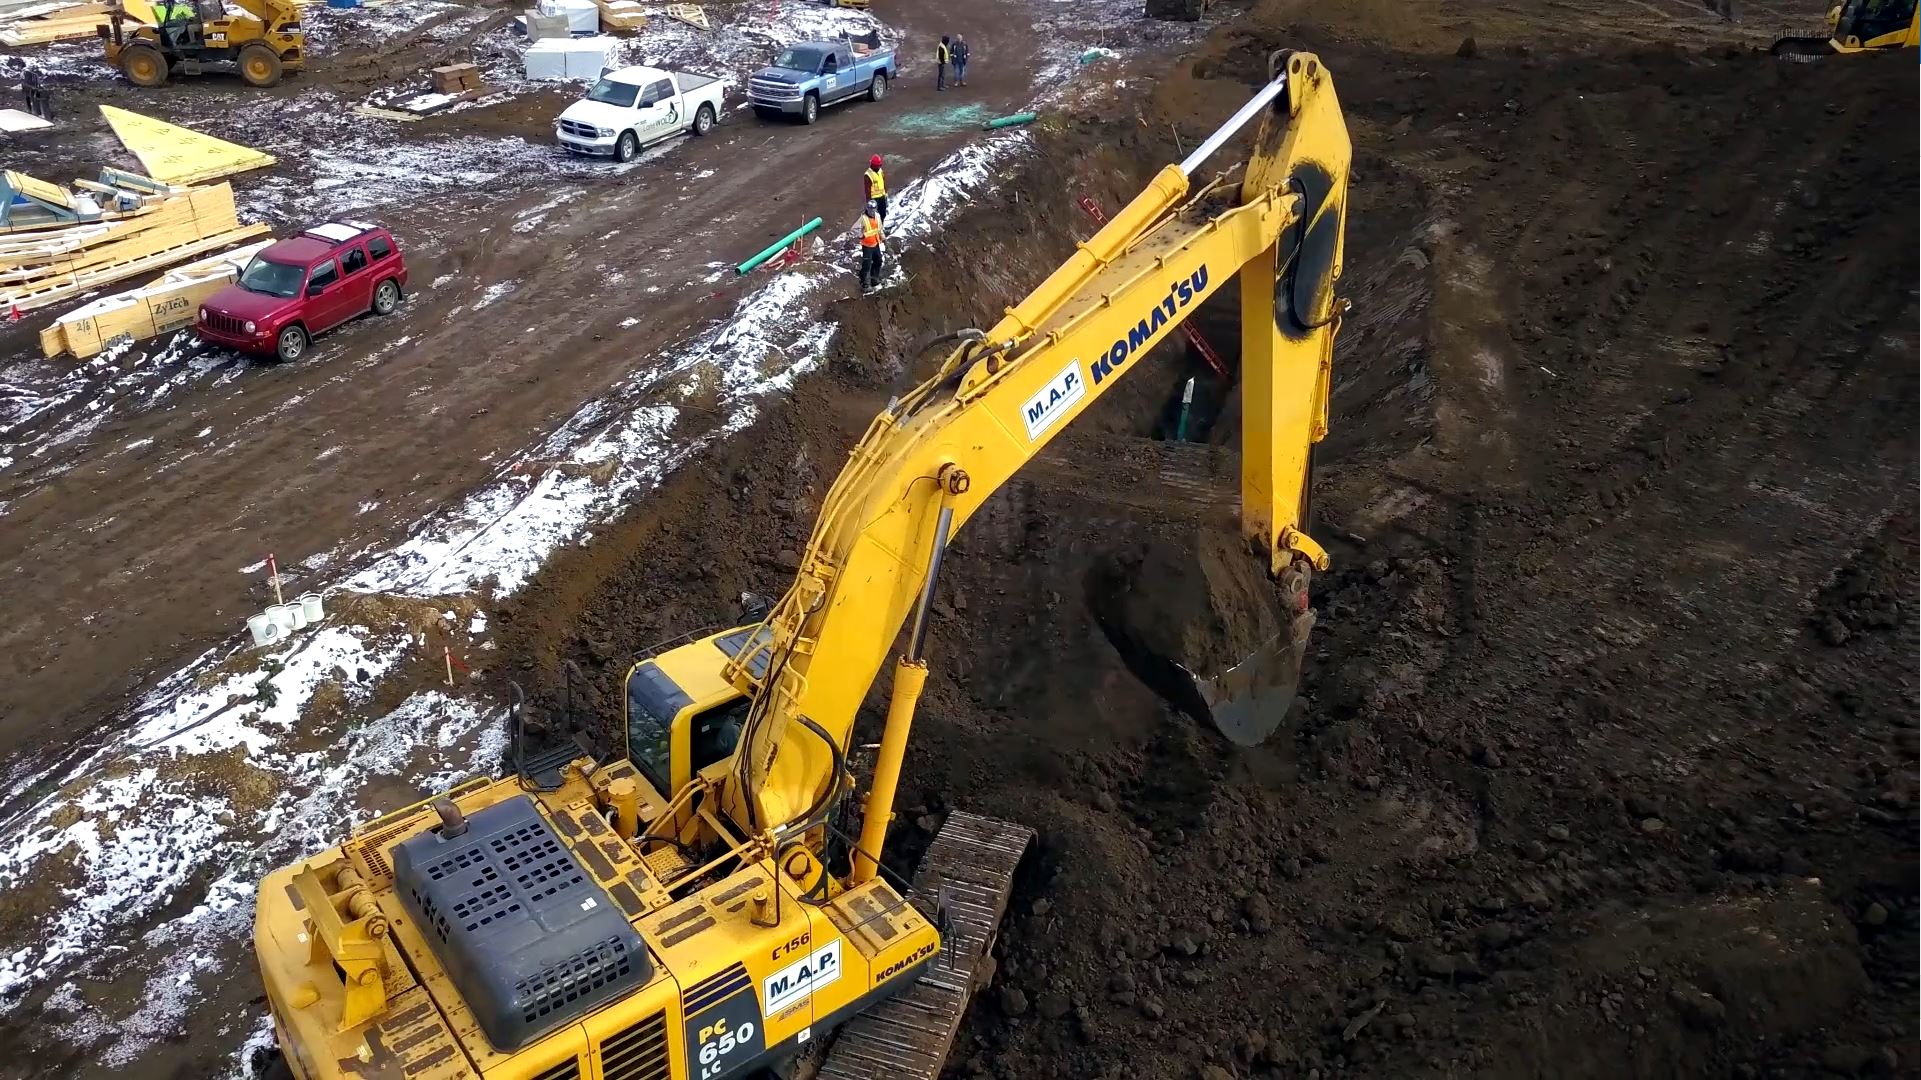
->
[499,20,1919,1079]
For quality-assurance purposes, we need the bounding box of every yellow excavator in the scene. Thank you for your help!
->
[1771,0,1917,59]
[100,0,305,88]
[251,50,1349,1080]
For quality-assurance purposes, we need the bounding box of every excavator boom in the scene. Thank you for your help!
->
[726,49,1349,839]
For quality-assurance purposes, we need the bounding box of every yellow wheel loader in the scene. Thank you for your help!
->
[101,0,305,88]
[1772,0,1917,59]
[251,50,1353,1080]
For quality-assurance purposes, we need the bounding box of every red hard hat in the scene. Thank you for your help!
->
[869,155,883,167]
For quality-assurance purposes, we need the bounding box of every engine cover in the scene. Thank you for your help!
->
[393,794,651,1050]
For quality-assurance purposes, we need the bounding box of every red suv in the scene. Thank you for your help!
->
[197,222,408,362]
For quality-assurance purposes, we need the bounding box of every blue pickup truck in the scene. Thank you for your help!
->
[746,38,897,124]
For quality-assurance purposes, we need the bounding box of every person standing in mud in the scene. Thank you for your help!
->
[19,63,45,121]
[935,35,951,91]
[858,199,885,292]
[951,35,970,87]
[864,154,888,223]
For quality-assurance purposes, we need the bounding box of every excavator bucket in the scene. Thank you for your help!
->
[1190,561,1315,747]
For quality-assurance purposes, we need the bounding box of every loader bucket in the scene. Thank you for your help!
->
[1188,560,1315,746]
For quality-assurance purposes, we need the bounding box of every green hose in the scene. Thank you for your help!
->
[982,112,1038,130]
[737,217,824,275]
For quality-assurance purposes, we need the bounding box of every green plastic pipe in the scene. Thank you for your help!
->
[737,217,824,275]
[1174,376,1195,441]
[983,112,1038,130]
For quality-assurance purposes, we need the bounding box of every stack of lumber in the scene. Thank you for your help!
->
[40,237,270,358]
[430,62,482,95]
[0,175,267,313]
[594,0,645,31]
[0,1,115,44]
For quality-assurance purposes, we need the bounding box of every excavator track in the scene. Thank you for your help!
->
[817,812,1034,1080]
[1770,35,1836,61]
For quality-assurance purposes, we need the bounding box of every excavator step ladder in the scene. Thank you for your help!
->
[817,812,1034,1080]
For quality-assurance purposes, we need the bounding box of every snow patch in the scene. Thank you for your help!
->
[471,281,518,311]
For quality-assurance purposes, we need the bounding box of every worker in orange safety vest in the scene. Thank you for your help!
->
[859,200,884,292]
[864,154,888,223]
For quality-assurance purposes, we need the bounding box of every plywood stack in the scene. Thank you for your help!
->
[430,62,483,95]
[0,1,114,44]
[99,105,278,186]
[0,175,267,313]
[594,0,646,31]
[40,237,271,358]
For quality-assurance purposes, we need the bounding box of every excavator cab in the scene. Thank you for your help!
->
[621,626,769,801]
[1772,0,1917,59]
[101,0,305,88]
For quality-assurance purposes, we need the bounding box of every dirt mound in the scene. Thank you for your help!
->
[499,10,1917,1080]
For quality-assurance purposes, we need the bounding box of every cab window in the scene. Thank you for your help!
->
[690,699,749,774]
[368,234,393,260]
[307,259,338,291]
[625,662,689,792]
[341,245,368,275]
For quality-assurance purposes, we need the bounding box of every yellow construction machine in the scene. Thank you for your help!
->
[252,49,1350,1080]
[1772,0,1917,59]
[101,0,306,88]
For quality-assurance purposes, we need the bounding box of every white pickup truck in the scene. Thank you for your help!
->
[555,66,729,162]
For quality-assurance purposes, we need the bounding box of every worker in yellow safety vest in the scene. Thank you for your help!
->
[858,200,884,293]
[154,0,196,47]
[864,154,888,223]
[935,35,950,91]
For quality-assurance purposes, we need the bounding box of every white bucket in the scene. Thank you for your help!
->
[268,604,301,634]
[299,592,325,624]
[247,611,282,647]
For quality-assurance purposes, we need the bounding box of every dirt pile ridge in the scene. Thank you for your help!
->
[499,6,1916,1080]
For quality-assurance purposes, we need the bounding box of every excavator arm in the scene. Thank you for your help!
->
[719,51,1350,859]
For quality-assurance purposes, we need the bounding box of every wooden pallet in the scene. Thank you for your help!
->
[664,2,707,29]
[352,104,422,122]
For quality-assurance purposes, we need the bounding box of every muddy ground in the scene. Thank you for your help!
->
[495,0,1920,1077]
[0,0,1140,780]
[0,0,1170,1070]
